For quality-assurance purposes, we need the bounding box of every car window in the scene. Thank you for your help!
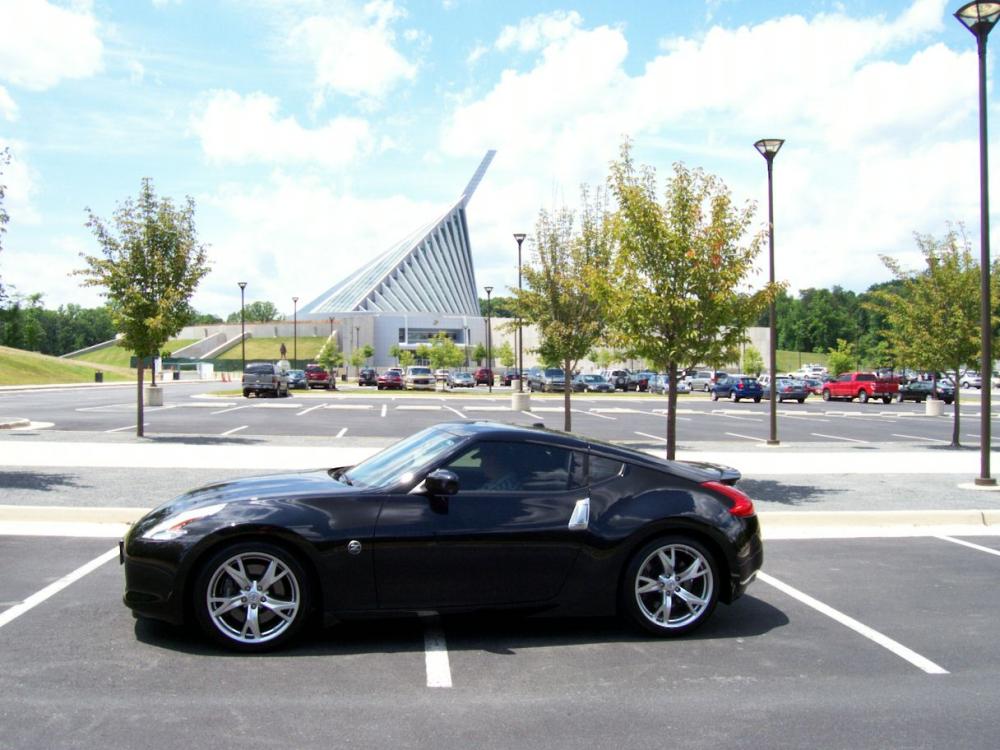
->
[344,428,464,489]
[443,441,584,493]
[246,363,273,374]
[589,455,623,484]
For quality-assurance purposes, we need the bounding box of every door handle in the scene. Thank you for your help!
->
[568,498,590,531]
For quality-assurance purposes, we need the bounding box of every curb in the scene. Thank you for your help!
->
[0,418,31,430]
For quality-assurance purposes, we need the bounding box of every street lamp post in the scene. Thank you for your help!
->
[238,281,247,374]
[956,2,1000,486]
[514,233,526,391]
[292,296,298,365]
[485,285,493,394]
[754,138,784,446]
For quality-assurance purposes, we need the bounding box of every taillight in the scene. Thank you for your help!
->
[701,481,755,517]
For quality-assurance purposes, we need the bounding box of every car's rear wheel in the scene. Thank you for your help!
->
[622,536,719,637]
[243,389,251,398]
[710,391,718,401]
[858,390,869,403]
[730,391,738,402]
[822,389,831,401]
[194,542,310,652]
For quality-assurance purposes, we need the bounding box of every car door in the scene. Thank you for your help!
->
[372,440,588,610]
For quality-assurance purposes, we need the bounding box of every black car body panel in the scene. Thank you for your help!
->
[122,422,762,637]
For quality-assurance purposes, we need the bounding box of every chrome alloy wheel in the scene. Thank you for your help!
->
[633,543,715,631]
[205,551,301,645]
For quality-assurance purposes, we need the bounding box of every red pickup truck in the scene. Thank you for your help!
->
[820,372,899,404]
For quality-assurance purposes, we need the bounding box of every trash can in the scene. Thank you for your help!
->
[94,371,103,383]
[173,370,180,380]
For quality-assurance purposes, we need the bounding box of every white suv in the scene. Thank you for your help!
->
[404,366,435,390]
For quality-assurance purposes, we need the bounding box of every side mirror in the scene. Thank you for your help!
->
[424,469,459,496]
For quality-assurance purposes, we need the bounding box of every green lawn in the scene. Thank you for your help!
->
[0,346,134,385]
[67,338,200,368]
[212,336,331,362]
[776,349,830,373]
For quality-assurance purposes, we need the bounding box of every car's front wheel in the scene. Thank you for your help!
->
[710,390,718,401]
[194,542,310,652]
[622,536,719,637]
[822,389,831,401]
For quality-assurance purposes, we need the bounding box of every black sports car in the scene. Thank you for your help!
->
[121,422,763,651]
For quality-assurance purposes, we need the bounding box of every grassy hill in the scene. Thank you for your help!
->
[211,336,331,362]
[0,346,134,385]
[67,338,200,368]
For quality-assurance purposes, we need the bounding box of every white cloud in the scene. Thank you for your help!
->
[441,1,985,297]
[0,140,41,226]
[0,0,103,90]
[286,0,417,101]
[466,43,488,66]
[496,10,583,53]
[193,171,442,315]
[190,90,375,167]
[0,86,17,121]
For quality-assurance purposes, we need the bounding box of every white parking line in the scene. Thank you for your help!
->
[105,423,148,433]
[212,405,250,416]
[444,406,466,419]
[0,547,119,630]
[586,410,617,421]
[757,571,948,675]
[221,426,247,436]
[635,431,666,442]
[936,536,1000,557]
[892,434,950,444]
[296,404,326,416]
[725,432,766,442]
[381,404,387,418]
[421,616,452,688]
[710,412,762,422]
[810,433,869,443]
[335,427,348,438]
[397,406,442,411]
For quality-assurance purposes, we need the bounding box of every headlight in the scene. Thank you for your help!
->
[141,503,228,541]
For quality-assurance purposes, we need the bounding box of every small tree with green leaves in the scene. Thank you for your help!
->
[826,339,855,377]
[516,188,612,431]
[868,229,997,446]
[607,141,770,458]
[398,349,415,368]
[742,345,764,376]
[427,332,464,371]
[317,340,343,389]
[389,343,402,365]
[75,178,209,436]
[349,348,366,375]
[496,340,515,369]
[472,343,487,366]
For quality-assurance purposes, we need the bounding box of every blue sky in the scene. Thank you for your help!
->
[0,0,994,319]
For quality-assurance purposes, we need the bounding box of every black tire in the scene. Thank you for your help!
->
[621,535,719,637]
[243,389,251,398]
[730,390,738,402]
[822,389,831,401]
[710,390,718,401]
[882,396,891,404]
[193,542,310,652]
[858,390,869,404]
[753,396,761,403]
[797,398,805,404]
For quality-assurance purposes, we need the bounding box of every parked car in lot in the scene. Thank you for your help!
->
[404,366,435,390]
[895,380,955,404]
[501,369,523,387]
[121,420,763,651]
[648,374,691,395]
[572,373,614,393]
[472,367,494,386]
[242,362,290,398]
[305,364,331,390]
[686,370,723,392]
[448,371,475,388]
[959,372,982,389]
[775,377,809,404]
[434,369,451,383]
[602,369,630,391]
[528,367,568,392]
[821,371,898,404]
[803,377,825,396]
[627,371,656,392]
[286,369,308,389]
[377,368,404,390]
[358,368,378,387]
[711,374,763,403]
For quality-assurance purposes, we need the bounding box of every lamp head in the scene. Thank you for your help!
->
[513,233,526,245]
[754,139,785,159]
[238,281,247,290]
[955,2,1000,37]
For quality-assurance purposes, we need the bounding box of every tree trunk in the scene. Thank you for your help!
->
[563,359,572,433]
[666,362,678,460]
[952,366,961,448]
[136,362,145,438]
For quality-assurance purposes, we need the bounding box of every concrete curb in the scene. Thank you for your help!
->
[0,418,31,429]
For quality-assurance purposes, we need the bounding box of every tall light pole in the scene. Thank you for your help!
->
[485,285,493,394]
[754,138,784,446]
[292,296,298,365]
[238,281,247,374]
[514,232,526,391]
[956,2,999,485]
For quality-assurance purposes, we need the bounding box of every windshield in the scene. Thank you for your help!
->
[343,426,465,489]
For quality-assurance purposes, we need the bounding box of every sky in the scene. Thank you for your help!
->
[0,0,996,320]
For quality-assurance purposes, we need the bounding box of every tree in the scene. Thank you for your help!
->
[75,178,209,436]
[826,339,855,377]
[516,188,612,431]
[317,340,343,389]
[227,300,282,323]
[868,229,995,447]
[742,345,764,376]
[472,342,487,366]
[389,343,402,365]
[607,141,770,459]
[496,339,515,369]
[427,332,464,371]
